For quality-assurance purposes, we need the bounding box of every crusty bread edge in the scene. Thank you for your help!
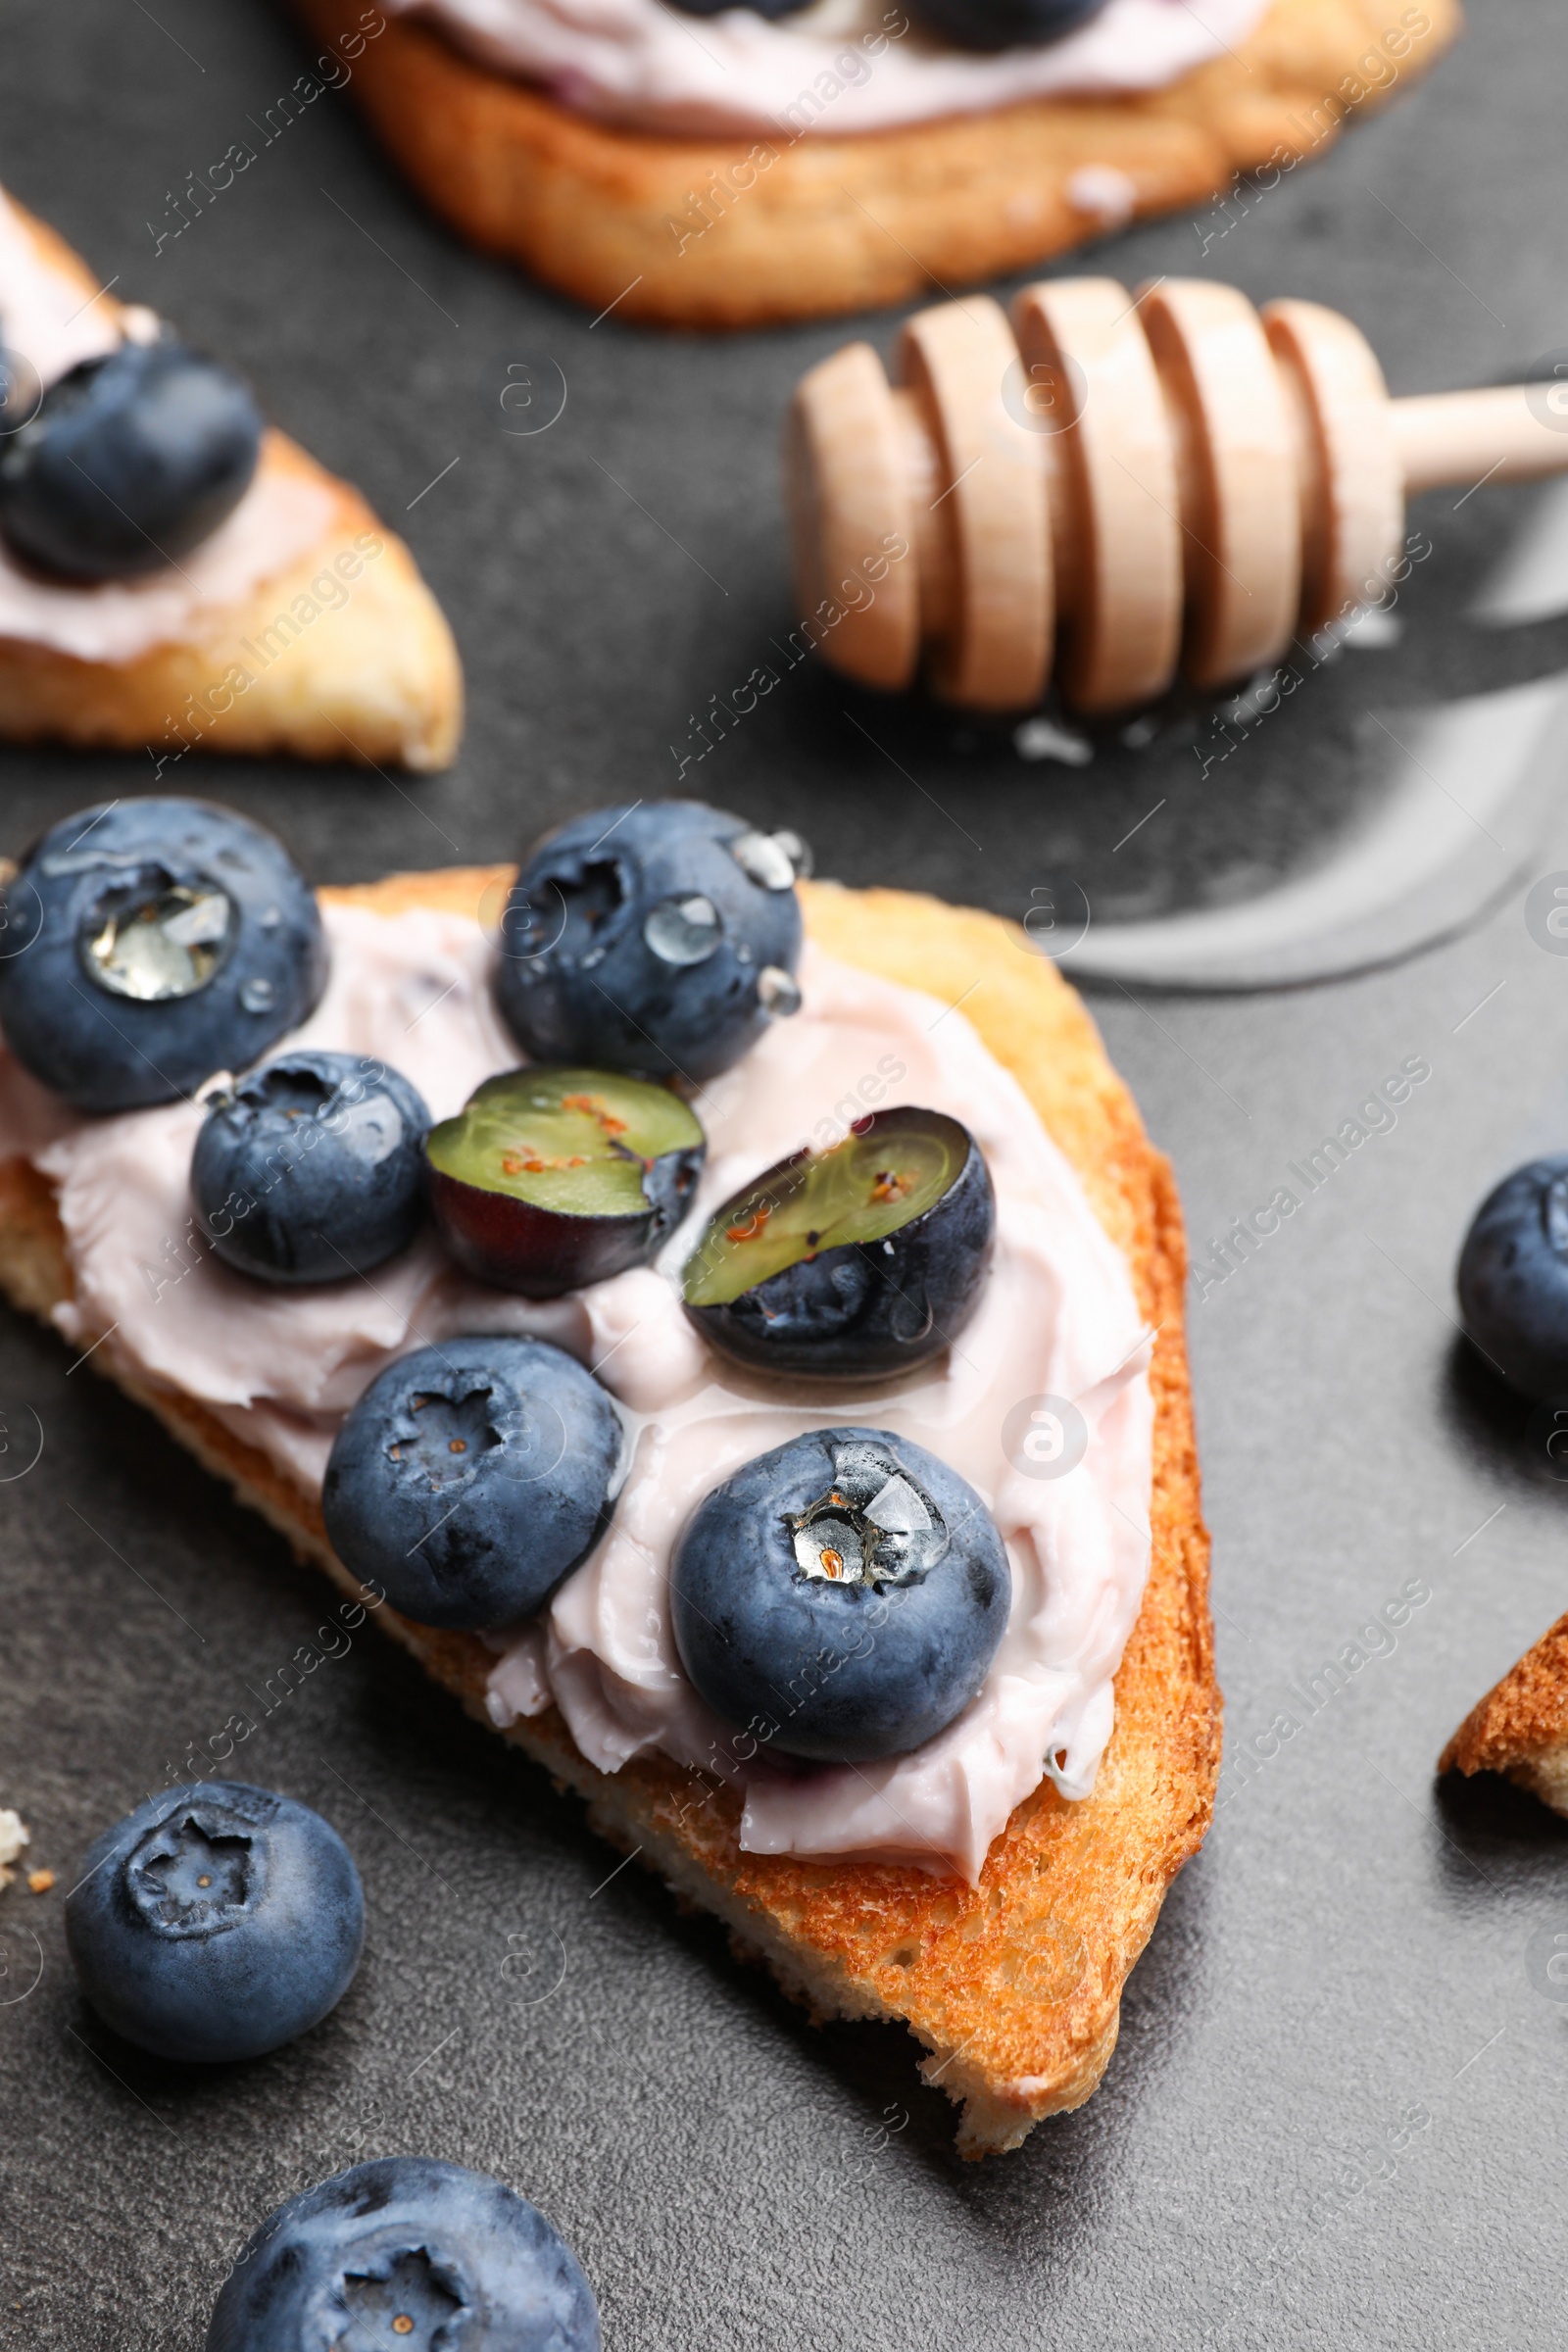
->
[1440,1610,1568,1818]
[288,0,1461,329]
[0,865,1218,2155]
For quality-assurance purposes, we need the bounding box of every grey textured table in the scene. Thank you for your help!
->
[4,3,1568,2345]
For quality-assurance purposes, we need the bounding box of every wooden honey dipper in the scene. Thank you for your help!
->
[785,278,1568,715]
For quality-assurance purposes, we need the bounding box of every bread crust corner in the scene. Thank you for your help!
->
[1440,1612,1568,1819]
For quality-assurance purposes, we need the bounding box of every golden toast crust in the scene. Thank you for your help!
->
[0,866,1218,2154]
[291,0,1460,327]
[1440,1614,1568,1819]
[0,200,463,770]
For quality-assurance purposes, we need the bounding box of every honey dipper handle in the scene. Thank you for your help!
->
[1391,386,1568,496]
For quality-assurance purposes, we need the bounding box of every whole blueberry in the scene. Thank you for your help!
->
[0,797,326,1113]
[207,2157,600,2352]
[1457,1154,1568,1398]
[0,333,262,581]
[497,801,807,1082]
[904,0,1108,51]
[322,1336,621,1630]
[670,1426,1010,1763]
[64,1782,363,2064]
[193,1050,430,1284]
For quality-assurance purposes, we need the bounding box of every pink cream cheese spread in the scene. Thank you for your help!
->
[382,0,1268,138]
[0,187,334,665]
[0,897,1153,1884]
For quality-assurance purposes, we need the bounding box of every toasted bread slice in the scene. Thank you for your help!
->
[289,0,1460,329]
[1440,1614,1568,1816]
[0,866,1217,2154]
[0,197,462,770]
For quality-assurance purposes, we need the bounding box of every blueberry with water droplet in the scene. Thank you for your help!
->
[497,801,806,1080]
[0,798,325,1112]
[670,1427,1009,1762]
[206,2158,600,2352]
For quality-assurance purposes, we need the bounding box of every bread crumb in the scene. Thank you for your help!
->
[0,1808,30,1891]
[26,1869,54,1894]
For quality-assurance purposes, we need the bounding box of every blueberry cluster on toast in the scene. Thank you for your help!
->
[0,794,1215,2154]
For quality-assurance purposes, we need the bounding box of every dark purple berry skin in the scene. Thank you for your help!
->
[1458,1155,1568,1398]
[322,1337,620,1630]
[65,1783,363,2064]
[206,2157,601,2352]
[683,1109,995,1379]
[905,0,1108,52]
[497,801,804,1083]
[192,1049,430,1284]
[666,0,808,16]
[0,797,326,1114]
[0,335,261,581]
[670,1426,1010,1764]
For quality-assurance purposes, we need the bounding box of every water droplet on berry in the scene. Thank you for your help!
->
[758,965,801,1018]
[644,894,721,965]
[85,884,233,1002]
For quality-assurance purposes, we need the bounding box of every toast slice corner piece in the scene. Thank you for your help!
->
[1440,1613,1568,1819]
[0,867,1219,2155]
[286,0,1461,329]
[0,198,463,772]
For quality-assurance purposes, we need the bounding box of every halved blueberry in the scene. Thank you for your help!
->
[0,797,326,1113]
[1458,1154,1568,1398]
[64,1782,363,2064]
[207,2157,600,2352]
[496,801,806,1082]
[0,333,262,581]
[683,1106,993,1377]
[670,1427,1010,1763]
[193,1050,430,1284]
[322,1336,620,1629]
[905,0,1109,53]
[426,1065,705,1297]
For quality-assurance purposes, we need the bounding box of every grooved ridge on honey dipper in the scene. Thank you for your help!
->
[788,259,1568,712]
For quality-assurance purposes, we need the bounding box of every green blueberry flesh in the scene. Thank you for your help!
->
[682,1107,994,1378]
[685,1113,966,1304]
[426,1066,706,1297]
